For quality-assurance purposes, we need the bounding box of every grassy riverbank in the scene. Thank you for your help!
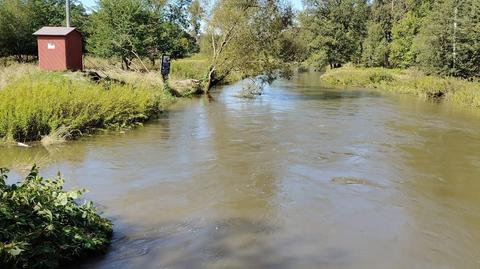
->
[0,64,175,143]
[321,66,480,108]
[0,53,247,143]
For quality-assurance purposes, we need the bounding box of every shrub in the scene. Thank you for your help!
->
[368,72,394,84]
[0,166,112,269]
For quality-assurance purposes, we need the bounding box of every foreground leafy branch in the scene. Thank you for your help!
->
[0,166,112,269]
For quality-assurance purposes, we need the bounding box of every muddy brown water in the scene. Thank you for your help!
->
[2,72,480,269]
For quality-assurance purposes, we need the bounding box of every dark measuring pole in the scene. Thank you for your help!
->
[161,55,171,81]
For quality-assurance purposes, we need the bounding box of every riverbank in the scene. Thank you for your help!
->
[0,64,176,143]
[320,66,480,108]
[0,53,245,144]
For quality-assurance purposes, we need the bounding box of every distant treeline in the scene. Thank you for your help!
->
[301,0,480,78]
[1,0,479,78]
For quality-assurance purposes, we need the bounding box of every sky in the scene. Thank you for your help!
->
[79,0,303,11]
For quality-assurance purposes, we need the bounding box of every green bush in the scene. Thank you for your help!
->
[368,72,394,84]
[0,166,112,269]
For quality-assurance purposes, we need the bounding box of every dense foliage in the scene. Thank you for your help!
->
[0,0,478,79]
[0,166,112,269]
[301,0,480,78]
[0,0,87,60]
[202,0,304,91]
[87,0,198,69]
[301,0,369,68]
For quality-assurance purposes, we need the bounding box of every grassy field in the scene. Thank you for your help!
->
[0,64,175,143]
[321,66,480,108]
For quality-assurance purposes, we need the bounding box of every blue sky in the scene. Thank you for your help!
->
[80,0,303,11]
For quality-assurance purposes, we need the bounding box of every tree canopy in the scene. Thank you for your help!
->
[203,0,302,90]
[0,0,87,60]
[0,0,478,78]
[300,0,480,77]
[87,0,198,69]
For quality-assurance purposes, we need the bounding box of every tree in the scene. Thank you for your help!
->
[414,0,480,77]
[301,0,369,69]
[0,0,87,61]
[362,22,390,67]
[162,0,199,57]
[389,0,433,68]
[203,0,300,92]
[88,0,197,69]
[188,0,205,44]
[361,0,394,67]
[88,0,152,70]
[0,0,32,60]
[389,11,420,68]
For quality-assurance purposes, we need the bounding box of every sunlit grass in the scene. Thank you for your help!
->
[170,54,210,81]
[321,66,480,108]
[0,63,39,90]
[0,69,175,142]
[83,54,210,82]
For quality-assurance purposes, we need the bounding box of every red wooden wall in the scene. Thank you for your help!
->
[37,36,67,71]
[37,32,82,71]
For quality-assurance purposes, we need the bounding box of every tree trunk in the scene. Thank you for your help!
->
[122,57,131,70]
[453,5,458,70]
[205,66,216,93]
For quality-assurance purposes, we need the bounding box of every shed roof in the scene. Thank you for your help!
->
[33,27,78,36]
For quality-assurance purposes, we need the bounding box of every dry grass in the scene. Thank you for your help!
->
[102,69,165,89]
[0,63,39,89]
[83,54,211,93]
[41,126,71,146]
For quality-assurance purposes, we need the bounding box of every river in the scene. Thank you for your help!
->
[2,72,480,269]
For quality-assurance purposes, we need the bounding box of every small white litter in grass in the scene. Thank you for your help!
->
[17,142,30,148]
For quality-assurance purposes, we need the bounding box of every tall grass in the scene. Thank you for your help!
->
[83,54,210,81]
[0,70,174,142]
[170,54,210,81]
[0,63,39,89]
[83,54,210,95]
[321,66,480,108]
[84,54,247,92]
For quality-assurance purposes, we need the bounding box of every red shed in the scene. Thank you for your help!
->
[33,27,83,71]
